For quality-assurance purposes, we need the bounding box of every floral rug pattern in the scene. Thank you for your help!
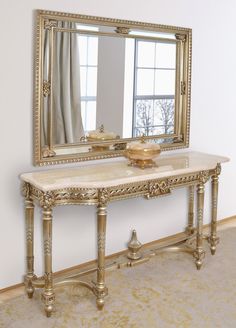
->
[1,228,236,328]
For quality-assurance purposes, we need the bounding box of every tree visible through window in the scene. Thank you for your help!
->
[133,39,176,138]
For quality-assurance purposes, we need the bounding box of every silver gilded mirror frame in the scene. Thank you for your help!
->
[34,10,192,166]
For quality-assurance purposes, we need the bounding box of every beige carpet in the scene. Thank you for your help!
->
[1,228,236,328]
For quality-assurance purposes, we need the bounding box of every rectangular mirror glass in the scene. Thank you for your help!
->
[34,10,192,165]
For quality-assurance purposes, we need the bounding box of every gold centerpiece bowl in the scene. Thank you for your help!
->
[125,136,161,169]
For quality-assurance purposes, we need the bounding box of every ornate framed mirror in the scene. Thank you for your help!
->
[34,10,192,166]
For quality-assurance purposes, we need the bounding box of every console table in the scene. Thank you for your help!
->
[20,151,228,317]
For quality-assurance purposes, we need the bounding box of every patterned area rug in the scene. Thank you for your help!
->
[1,228,236,328]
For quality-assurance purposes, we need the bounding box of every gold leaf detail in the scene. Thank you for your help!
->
[22,182,30,199]
[40,192,55,209]
[44,19,58,30]
[146,180,171,199]
[98,189,110,205]
[115,26,130,34]
[198,171,210,184]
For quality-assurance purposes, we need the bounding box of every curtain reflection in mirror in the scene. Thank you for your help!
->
[52,22,84,145]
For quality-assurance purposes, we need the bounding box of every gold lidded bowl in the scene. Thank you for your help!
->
[125,135,161,169]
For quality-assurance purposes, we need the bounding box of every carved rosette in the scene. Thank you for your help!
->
[113,142,127,150]
[41,146,56,158]
[98,189,110,206]
[44,19,58,30]
[22,182,31,200]
[40,192,55,210]
[173,135,184,143]
[198,171,210,184]
[175,33,187,42]
[115,26,130,34]
[146,180,171,199]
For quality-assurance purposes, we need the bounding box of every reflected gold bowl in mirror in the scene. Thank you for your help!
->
[87,125,117,142]
[87,125,118,151]
[87,133,117,142]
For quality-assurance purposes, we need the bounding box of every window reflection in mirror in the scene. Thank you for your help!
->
[130,39,175,138]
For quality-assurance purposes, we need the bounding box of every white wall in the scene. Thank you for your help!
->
[1,0,236,289]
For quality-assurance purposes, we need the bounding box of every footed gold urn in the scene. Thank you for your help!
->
[125,136,161,169]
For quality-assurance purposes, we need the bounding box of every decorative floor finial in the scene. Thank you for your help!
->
[127,230,142,260]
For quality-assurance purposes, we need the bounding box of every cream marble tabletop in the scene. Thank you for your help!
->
[20,152,229,192]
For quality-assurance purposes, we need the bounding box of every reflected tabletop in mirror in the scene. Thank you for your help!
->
[34,10,192,165]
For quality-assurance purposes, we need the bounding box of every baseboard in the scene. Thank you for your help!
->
[1,215,235,295]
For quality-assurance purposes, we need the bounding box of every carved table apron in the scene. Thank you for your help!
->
[20,151,229,317]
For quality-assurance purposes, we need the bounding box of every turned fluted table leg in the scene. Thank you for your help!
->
[208,174,220,255]
[193,183,206,270]
[186,185,195,235]
[94,203,108,310]
[25,197,36,298]
[41,206,55,317]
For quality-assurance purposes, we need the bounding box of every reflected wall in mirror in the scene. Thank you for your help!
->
[34,10,192,165]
